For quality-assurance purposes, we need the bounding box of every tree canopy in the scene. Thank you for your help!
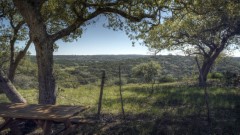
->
[141,0,240,86]
[132,60,161,83]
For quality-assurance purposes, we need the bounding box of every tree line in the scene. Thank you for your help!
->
[6,55,240,91]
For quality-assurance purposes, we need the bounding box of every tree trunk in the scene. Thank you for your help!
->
[8,64,17,82]
[9,38,16,82]
[8,39,32,82]
[197,49,222,87]
[0,73,26,103]
[198,60,213,87]
[198,68,208,87]
[35,41,56,104]
[13,0,57,104]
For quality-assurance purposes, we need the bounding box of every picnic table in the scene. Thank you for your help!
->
[0,103,87,135]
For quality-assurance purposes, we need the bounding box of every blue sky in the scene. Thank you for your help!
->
[55,24,149,55]
[26,16,180,56]
[27,23,182,56]
[23,17,240,56]
[27,20,151,55]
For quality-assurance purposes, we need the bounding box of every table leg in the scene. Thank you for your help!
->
[61,120,76,135]
[0,118,22,135]
[9,119,23,135]
[51,120,76,135]
[42,121,52,135]
[0,118,13,131]
[35,120,53,135]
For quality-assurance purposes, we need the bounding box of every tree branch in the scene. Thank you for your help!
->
[194,44,209,57]
[9,20,25,61]
[97,7,155,22]
[15,39,32,66]
[50,18,84,41]
[79,0,126,7]
[51,6,155,41]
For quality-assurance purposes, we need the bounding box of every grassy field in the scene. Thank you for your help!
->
[0,83,240,134]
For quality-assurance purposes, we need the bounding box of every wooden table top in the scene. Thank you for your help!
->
[0,103,85,121]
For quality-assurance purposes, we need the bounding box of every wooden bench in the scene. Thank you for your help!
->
[0,103,88,135]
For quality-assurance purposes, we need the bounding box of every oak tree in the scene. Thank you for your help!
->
[143,0,240,86]
[132,60,161,93]
[12,0,160,104]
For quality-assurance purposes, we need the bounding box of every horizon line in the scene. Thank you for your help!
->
[28,54,240,57]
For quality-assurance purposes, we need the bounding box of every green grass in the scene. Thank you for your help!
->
[0,94,9,103]
[1,83,240,134]
[2,83,240,116]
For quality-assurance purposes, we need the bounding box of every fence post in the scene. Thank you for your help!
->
[119,65,125,119]
[195,57,211,134]
[97,70,105,117]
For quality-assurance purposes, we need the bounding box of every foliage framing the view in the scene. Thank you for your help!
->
[140,0,240,86]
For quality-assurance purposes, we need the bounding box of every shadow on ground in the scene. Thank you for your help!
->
[76,86,240,135]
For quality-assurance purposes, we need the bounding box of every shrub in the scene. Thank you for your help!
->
[14,75,38,89]
[132,61,161,83]
[159,75,176,83]
[223,71,240,86]
[127,78,140,84]
[106,77,127,86]
[208,72,224,79]
[211,72,224,79]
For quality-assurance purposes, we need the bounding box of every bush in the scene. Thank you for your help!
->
[106,77,127,86]
[77,76,89,85]
[208,72,224,79]
[14,75,38,89]
[223,71,240,86]
[159,75,176,83]
[127,78,140,84]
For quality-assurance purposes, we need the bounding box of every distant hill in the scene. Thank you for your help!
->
[47,55,240,78]
[30,55,240,72]
[20,55,240,89]
[53,55,148,62]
